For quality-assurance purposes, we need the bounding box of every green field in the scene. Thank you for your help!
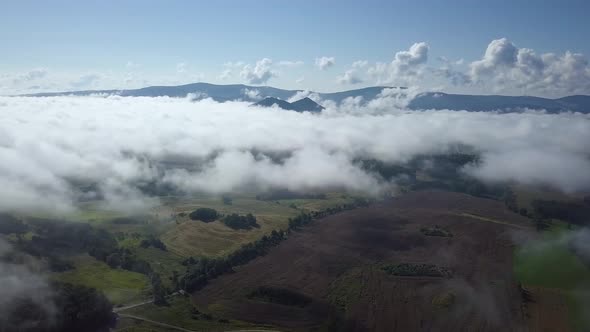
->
[55,255,151,306]
[134,247,185,289]
[34,191,370,330]
[161,193,363,257]
[514,228,590,331]
[327,267,365,313]
[119,296,274,331]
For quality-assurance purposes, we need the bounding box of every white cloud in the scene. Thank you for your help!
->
[368,42,429,85]
[0,239,55,329]
[240,58,276,84]
[218,69,232,80]
[0,94,589,217]
[70,73,101,88]
[470,38,518,80]
[287,90,321,103]
[125,61,140,69]
[337,69,363,85]
[315,56,335,70]
[12,69,47,84]
[242,88,263,101]
[176,62,187,73]
[278,60,304,67]
[469,38,590,96]
[352,60,368,68]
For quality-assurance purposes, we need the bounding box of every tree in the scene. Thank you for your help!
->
[105,253,121,268]
[223,213,258,230]
[0,213,28,236]
[189,208,219,222]
[151,273,168,306]
[7,282,116,332]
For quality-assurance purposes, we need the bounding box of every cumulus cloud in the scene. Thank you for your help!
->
[352,60,368,68]
[337,69,363,85]
[218,69,232,80]
[240,58,276,84]
[0,95,589,215]
[278,60,304,67]
[176,62,187,73]
[469,38,590,96]
[12,69,48,84]
[315,56,335,70]
[70,73,101,88]
[287,90,321,103]
[368,42,429,85]
[242,88,263,101]
[433,56,471,86]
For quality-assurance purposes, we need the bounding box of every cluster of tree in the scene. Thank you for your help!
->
[102,248,168,306]
[288,213,313,230]
[189,208,219,222]
[223,213,258,230]
[139,236,167,250]
[247,286,311,307]
[531,199,590,226]
[306,198,372,220]
[410,177,505,200]
[222,195,232,205]
[502,188,518,212]
[47,255,75,272]
[7,282,115,332]
[381,263,452,278]
[420,153,480,179]
[150,273,168,306]
[420,226,453,237]
[256,189,326,201]
[12,219,118,270]
[358,158,416,181]
[0,213,28,237]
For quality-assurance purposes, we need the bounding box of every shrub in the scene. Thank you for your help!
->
[223,213,258,230]
[189,208,219,222]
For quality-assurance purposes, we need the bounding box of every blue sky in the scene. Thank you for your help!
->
[1,0,590,96]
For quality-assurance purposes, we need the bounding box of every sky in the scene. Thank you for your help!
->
[1,0,590,97]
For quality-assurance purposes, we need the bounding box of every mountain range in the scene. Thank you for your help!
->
[23,82,590,113]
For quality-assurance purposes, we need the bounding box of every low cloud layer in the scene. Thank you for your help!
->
[0,94,589,214]
[0,239,55,330]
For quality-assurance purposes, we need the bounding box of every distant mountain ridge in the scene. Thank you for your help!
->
[22,82,590,113]
[253,97,324,112]
[409,92,590,113]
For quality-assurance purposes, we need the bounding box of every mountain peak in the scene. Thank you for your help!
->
[253,97,324,113]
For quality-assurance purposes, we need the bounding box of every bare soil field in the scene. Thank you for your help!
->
[193,191,534,331]
[523,286,571,332]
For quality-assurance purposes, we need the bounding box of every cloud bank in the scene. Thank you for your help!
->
[0,94,589,215]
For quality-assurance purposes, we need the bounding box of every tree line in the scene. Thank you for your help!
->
[179,198,373,294]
